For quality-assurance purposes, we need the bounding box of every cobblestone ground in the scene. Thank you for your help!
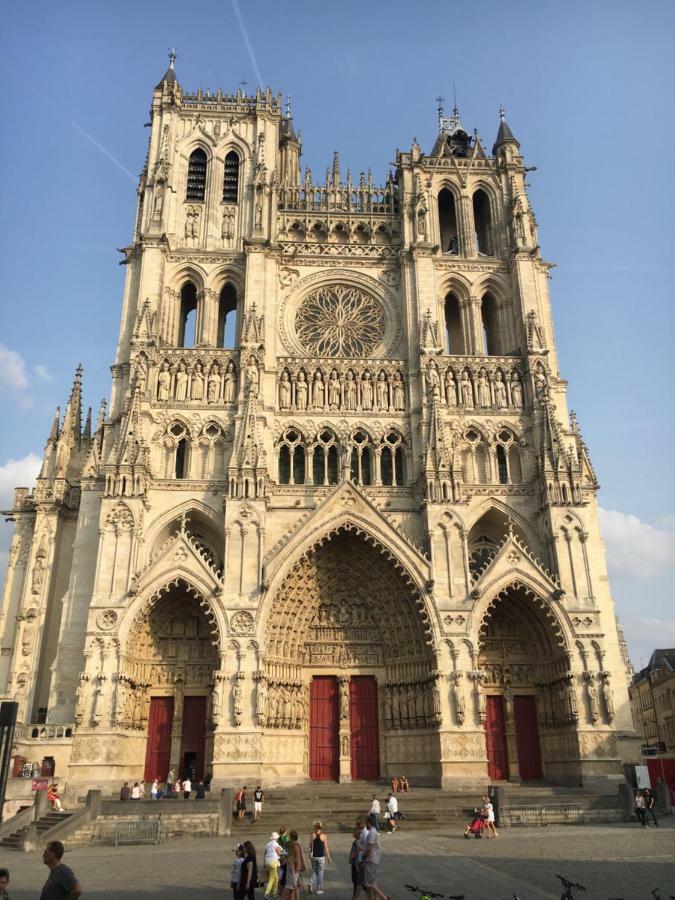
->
[2,820,673,900]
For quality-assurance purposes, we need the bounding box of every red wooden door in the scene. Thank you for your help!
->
[349,676,380,780]
[485,695,509,781]
[181,695,207,780]
[309,676,339,781]
[144,696,174,782]
[514,695,543,780]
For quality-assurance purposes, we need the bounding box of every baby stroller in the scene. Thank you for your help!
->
[464,809,485,839]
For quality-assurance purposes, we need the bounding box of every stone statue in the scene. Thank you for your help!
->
[190,362,205,401]
[534,363,547,403]
[361,371,373,410]
[427,364,441,400]
[445,370,457,406]
[256,676,267,727]
[224,362,237,403]
[296,371,308,410]
[157,361,172,401]
[31,551,46,595]
[376,371,389,411]
[452,674,465,726]
[152,184,164,220]
[585,673,599,723]
[328,370,341,410]
[510,372,523,409]
[311,371,325,409]
[339,678,350,720]
[174,362,188,401]
[278,371,291,410]
[460,372,474,408]
[477,369,491,408]
[246,359,259,397]
[207,364,221,403]
[392,371,405,411]
[344,371,357,411]
[494,371,508,408]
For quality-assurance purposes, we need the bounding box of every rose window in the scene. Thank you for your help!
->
[294,285,384,357]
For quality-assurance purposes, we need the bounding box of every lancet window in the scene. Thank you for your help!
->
[222,151,240,203]
[495,428,523,484]
[217,284,238,348]
[186,148,208,202]
[473,188,493,255]
[460,428,490,484]
[312,429,339,486]
[178,282,198,348]
[444,292,465,354]
[278,429,306,485]
[438,188,459,253]
[167,421,190,479]
[380,431,405,486]
[349,430,373,486]
[481,292,500,355]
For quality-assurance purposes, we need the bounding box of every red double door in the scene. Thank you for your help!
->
[144,695,207,783]
[485,694,542,782]
[309,676,379,781]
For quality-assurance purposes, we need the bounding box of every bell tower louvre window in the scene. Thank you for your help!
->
[186,149,208,201]
[222,151,240,203]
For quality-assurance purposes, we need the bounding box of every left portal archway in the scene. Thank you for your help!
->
[122,581,219,783]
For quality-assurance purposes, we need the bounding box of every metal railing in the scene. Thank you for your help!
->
[114,818,163,846]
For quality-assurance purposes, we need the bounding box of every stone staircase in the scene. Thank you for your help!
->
[0,810,72,851]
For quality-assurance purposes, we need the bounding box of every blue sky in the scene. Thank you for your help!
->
[0,0,673,666]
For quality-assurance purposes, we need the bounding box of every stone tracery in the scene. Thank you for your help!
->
[294,285,384,357]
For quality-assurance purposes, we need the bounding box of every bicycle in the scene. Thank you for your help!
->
[405,883,465,900]
[557,875,586,900]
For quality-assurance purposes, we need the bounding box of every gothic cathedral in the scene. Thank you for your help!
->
[0,57,637,791]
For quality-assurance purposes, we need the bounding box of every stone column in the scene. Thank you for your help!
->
[338,675,351,783]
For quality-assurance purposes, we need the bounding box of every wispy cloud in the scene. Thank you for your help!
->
[0,453,42,594]
[0,344,29,391]
[232,0,264,88]
[34,364,53,382]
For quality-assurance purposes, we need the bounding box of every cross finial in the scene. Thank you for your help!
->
[499,104,505,122]
[168,46,177,69]
[285,96,292,119]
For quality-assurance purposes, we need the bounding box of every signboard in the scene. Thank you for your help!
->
[635,765,651,790]
[31,778,48,792]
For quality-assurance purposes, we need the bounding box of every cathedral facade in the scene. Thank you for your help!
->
[0,57,637,791]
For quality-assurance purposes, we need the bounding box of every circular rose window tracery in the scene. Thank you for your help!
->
[294,285,384,357]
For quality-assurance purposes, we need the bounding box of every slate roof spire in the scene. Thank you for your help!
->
[493,105,520,154]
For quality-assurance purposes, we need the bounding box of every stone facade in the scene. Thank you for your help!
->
[0,57,639,791]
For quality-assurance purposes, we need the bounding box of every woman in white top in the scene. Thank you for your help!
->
[131,782,142,800]
[183,777,192,799]
[482,795,498,838]
[151,779,159,799]
[264,831,283,897]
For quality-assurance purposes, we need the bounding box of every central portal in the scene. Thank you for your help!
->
[308,675,380,781]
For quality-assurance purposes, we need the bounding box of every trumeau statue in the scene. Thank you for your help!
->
[0,62,633,795]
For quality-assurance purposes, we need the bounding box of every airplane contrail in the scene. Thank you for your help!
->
[232,0,264,88]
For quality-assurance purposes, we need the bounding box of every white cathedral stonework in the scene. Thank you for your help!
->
[0,59,639,793]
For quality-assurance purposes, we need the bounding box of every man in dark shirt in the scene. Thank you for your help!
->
[253,785,264,820]
[40,841,81,899]
[120,782,131,801]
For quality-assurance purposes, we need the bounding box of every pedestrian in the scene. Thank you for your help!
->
[281,830,305,900]
[482,795,498,838]
[47,783,63,811]
[166,767,175,798]
[231,844,245,900]
[390,775,399,794]
[386,792,398,833]
[236,785,248,821]
[348,825,361,900]
[359,813,387,900]
[369,795,381,832]
[400,775,409,793]
[151,778,159,799]
[130,781,142,800]
[196,780,206,800]
[254,785,264,820]
[40,840,82,899]
[264,830,283,897]
[120,782,131,801]
[277,827,290,894]
[204,771,213,792]
[238,840,258,900]
[183,776,192,800]
[309,821,331,894]
[397,776,404,793]
[0,867,9,900]
[643,789,659,827]
[175,777,182,797]
[634,790,647,826]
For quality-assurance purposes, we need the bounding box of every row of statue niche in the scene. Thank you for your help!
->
[157,359,238,404]
[382,678,442,730]
[426,364,527,410]
[278,368,405,413]
[257,680,307,729]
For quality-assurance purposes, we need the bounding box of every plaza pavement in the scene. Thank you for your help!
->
[1,820,673,900]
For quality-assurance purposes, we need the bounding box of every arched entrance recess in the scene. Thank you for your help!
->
[263,527,438,782]
[122,578,220,783]
[478,584,576,783]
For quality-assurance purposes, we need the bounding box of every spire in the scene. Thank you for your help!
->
[155,46,179,90]
[47,406,61,445]
[61,364,83,440]
[96,398,107,433]
[280,95,298,142]
[83,406,92,442]
[493,105,520,154]
[332,150,340,186]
